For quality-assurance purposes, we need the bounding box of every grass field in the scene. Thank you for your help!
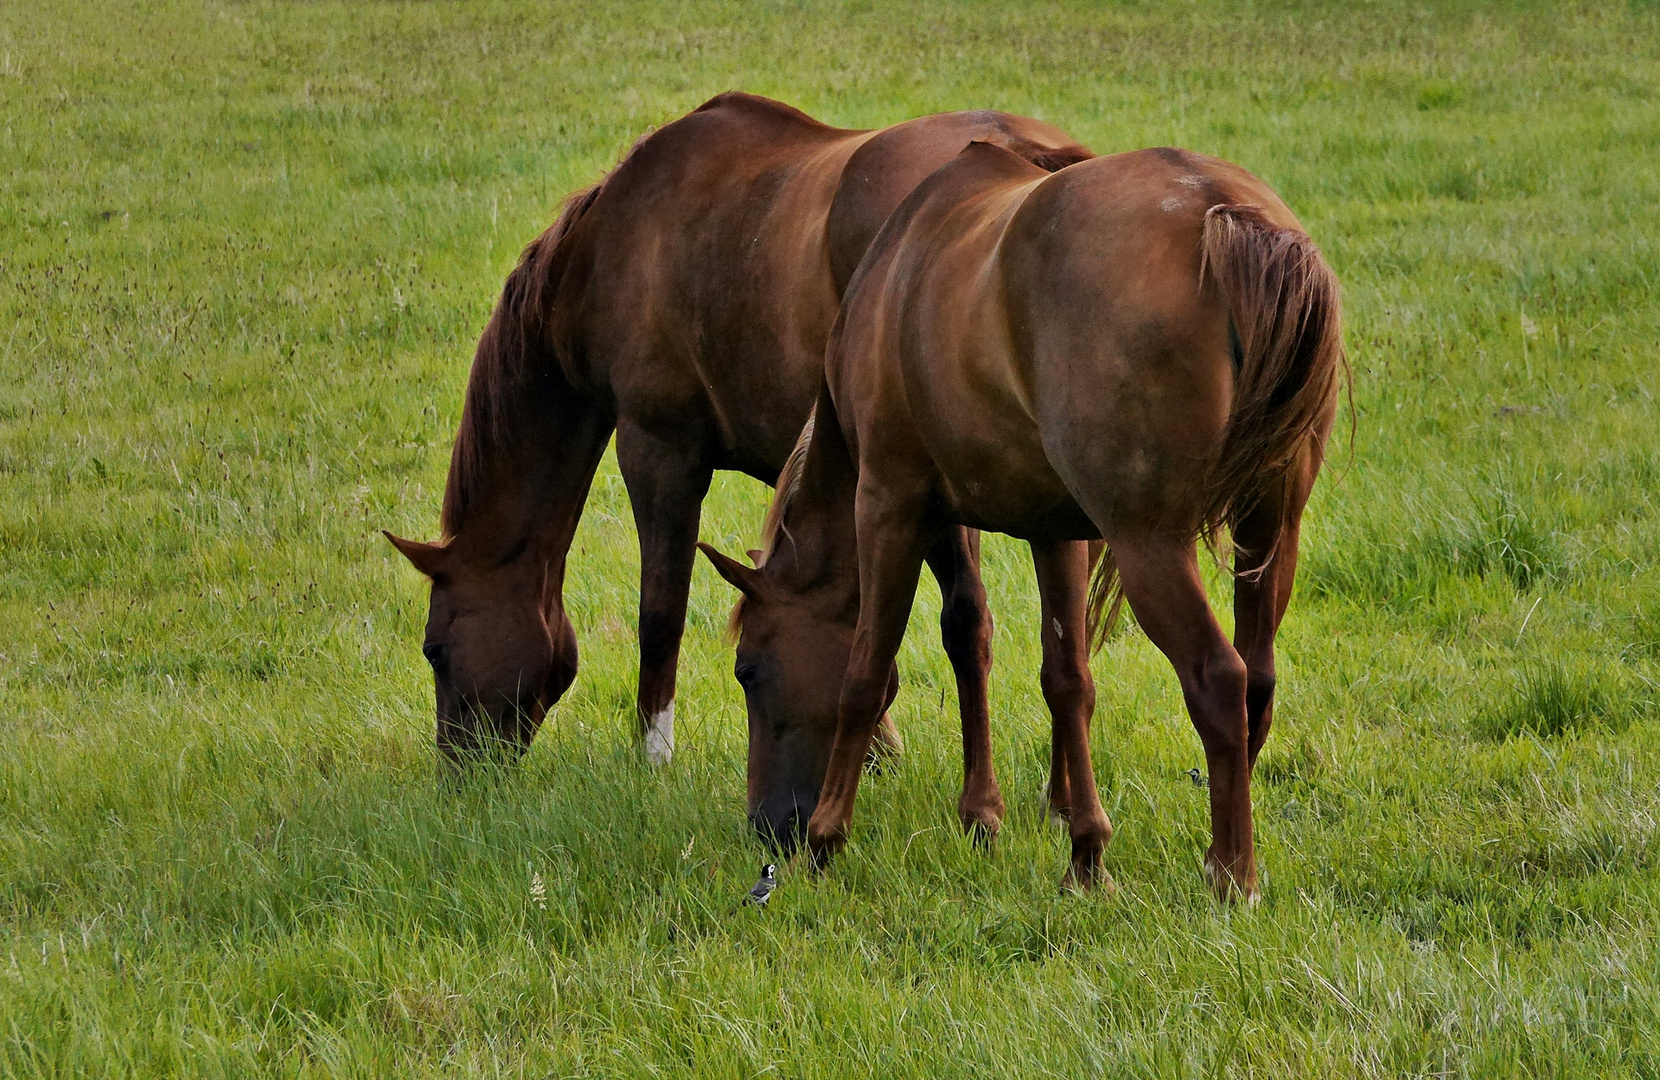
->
[5,1,1660,1075]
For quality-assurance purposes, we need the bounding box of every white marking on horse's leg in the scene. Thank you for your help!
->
[1052,618,1063,640]
[1041,778,1072,826]
[644,701,675,766]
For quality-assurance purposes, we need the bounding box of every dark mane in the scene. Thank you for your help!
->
[982,132,1094,174]
[757,403,817,564]
[726,403,817,638]
[439,153,627,538]
[439,92,842,540]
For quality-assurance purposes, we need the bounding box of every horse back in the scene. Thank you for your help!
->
[825,111,1091,295]
[834,141,1308,539]
[544,95,1094,482]
[549,93,871,477]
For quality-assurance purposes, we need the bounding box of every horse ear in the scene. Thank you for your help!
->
[383,530,449,578]
[698,542,764,600]
[746,549,765,566]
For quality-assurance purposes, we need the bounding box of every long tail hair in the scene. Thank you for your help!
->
[1086,203,1347,648]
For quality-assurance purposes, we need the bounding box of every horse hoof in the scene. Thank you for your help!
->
[1203,857,1260,905]
[866,716,904,772]
[642,703,675,766]
[1061,861,1116,895]
[960,812,1002,849]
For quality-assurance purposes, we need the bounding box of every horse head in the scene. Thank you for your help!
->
[698,542,863,852]
[385,531,577,763]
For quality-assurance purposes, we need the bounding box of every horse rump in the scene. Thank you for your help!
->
[1085,203,1346,648]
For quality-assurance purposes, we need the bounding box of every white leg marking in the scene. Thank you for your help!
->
[644,701,675,766]
[1052,618,1064,640]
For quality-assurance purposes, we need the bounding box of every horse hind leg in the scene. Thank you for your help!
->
[1031,539,1113,891]
[1041,538,1106,826]
[925,527,1004,841]
[616,419,714,766]
[1111,536,1257,902]
[1233,454,1318,771]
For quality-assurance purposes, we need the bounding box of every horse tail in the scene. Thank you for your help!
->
[1085,203,1346,650]
[1197,204,1346,545]
[1083,541,1125,652]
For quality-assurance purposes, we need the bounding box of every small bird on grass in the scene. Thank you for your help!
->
[747,863,778,908]
[1187,768,1209,789]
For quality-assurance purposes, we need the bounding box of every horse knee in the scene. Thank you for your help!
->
[1040,661,1093,714]
[1184,650,1250,754]
[839,667,892,726]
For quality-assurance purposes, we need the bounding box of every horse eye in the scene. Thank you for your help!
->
[422,641,448,669]
[734,662,757,688]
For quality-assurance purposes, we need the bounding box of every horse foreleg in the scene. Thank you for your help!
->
[617,420,713,766]
[1114,538,1256,902]
[925,527,1003,840]
[868,669,905,767]
[1032,540,1113,890]
[807,510,936,867]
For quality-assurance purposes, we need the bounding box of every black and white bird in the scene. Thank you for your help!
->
[747,863,777,908]
[1187,768,1209,789]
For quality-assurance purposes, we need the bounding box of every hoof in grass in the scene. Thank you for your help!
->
[1061,863,1116,896]
[960,813,1002,850]
[1203,858,1260,906]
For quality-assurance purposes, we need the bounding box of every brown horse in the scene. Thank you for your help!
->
[701,141,1343,900]
[383,94,1092,790]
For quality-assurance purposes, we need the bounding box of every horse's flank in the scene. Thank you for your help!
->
[733,138,1096,639]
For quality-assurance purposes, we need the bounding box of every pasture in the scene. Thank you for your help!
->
[3,0,1659,1075]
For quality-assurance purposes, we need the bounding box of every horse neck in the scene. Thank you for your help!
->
[765,397,861,624]
[441,320,608,583]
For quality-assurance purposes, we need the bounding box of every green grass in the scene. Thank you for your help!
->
[4,0,1660,1075]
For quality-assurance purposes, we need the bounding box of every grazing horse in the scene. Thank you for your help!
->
[700,141,1343,900]
[383,93,1092,784]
